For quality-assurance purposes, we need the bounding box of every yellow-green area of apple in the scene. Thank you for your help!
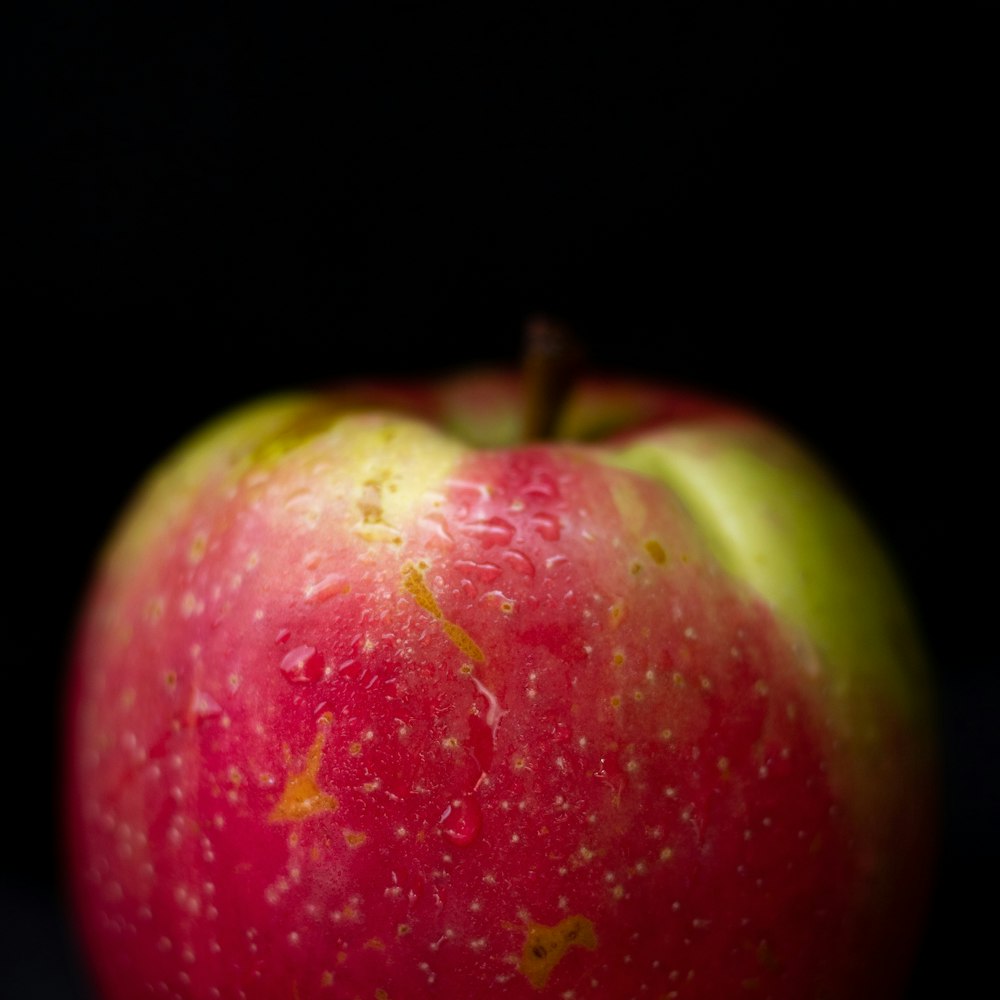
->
[603,421,934,734]
[102,393,467,575]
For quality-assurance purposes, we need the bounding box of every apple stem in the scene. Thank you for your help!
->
[522,315,583,441]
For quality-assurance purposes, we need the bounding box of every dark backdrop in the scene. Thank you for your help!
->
[7,4,990,997]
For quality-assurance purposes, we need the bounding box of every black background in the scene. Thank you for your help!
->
[6,3,991,997]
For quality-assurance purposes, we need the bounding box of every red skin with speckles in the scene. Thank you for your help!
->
[66,378,933,999]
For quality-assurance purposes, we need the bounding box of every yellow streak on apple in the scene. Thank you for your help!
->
[402,563,485,662]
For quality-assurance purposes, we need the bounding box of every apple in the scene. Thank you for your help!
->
[65,368,936,999]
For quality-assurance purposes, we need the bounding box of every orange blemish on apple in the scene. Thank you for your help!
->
[644,539,667,564]
[354,475,403,544]
[269,715,338,822]
[358,478,385,524]
[342,830,367,848]
[518,914,597,989]
[402,564,485,661]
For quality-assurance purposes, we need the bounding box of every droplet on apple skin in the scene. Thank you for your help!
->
[454,559,503,582]
[529,511,561,541]
[189,689,223,723]
[439,795,483,846]
[502,548,536,576]
[279,644,325,683]
[460,515,516,548]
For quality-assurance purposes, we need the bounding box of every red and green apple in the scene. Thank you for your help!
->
[65,369,936,998]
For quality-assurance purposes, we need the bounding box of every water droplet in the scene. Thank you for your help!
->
[420,512,454,543]
[594,754,627,797]
[275,628,291,645]
[481,589,515,613]
[467,714,495,776]
[439,795,482,846]
[530,512,561,541]
[449,479,491,505]
[523,470,560,500]
[304,573,349,602]
[550,719,573,743]
[190,690,223,722]
[279,645,325,683]
[337,659,363,680]
[502,549,535,577]
[461,516,515,548]
[454,559,503,582]
[471,675,507,738]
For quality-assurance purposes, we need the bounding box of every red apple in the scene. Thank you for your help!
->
[65,370,936,998]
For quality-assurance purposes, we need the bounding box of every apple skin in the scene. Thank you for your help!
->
[66,372,935,999]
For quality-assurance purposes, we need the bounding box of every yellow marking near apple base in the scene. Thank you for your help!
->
[402,564,485,662]
[518,914,597,988]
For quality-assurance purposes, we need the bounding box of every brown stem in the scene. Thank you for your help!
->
[521,315,584,442]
